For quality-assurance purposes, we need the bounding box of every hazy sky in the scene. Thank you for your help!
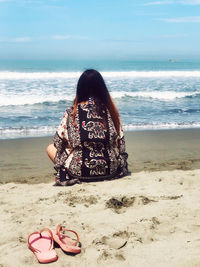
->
[0,0,200,60]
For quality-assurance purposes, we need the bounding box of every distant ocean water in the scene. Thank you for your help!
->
[0,59,200,139]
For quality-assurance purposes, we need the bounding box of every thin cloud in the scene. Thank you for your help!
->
[11,37,32,42]
[179,0,200,4]
[0,0,68,6]
[0,37,32,42]
[157,16,200,22]
[17,0,62,3]
[52,35,89,40]
[161,33,188,38]
[143,1,173,5]
[52,35,71,40]
[143,0,200,5]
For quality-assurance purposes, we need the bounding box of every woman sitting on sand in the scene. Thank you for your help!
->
[47,69,128,186]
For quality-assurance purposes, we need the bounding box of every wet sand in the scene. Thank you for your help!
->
[0,129,200,184]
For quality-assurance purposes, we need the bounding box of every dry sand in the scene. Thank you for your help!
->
[0,129,200,266]
[0,170,200,266]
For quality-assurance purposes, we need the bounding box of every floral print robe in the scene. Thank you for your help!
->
[53,102,128,185]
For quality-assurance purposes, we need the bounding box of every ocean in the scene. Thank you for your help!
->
[0,59,200,139]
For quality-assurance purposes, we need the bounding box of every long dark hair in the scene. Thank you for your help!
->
[73,69,121,134]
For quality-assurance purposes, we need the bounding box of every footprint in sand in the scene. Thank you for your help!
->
[94,231,130,250]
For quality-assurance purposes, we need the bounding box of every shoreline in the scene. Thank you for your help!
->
[1,126,200,141]
[0,128,200,184]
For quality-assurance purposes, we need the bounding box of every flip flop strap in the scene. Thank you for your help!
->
[27,228,54,253]
[56,225,79,246]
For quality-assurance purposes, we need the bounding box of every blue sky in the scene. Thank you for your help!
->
[0,0,200,60]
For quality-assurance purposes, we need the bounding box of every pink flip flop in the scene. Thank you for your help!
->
[52,225,81,254]
[27,228,58,263]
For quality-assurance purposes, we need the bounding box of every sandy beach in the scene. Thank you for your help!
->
[0,129,200,266]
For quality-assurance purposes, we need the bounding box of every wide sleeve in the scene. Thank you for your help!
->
[53,110,69,146]
[53,110,70,171]
[117,127,128,177]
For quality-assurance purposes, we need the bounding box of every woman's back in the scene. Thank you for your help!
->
[48,69,128,186]
[54,100,127,182]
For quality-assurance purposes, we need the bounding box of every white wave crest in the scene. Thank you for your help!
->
[0,90,198,106]
[0,95,74,106]
[103,70,200,78]
[1,123,200,139]
[0,126,57,139]
[111,91,199,100]
[123,123,200,131]
[0,71,81,80]
[0,70,200,80]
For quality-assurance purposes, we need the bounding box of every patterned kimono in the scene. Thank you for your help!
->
[53,102,128,185]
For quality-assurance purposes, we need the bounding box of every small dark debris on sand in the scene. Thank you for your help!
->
[105,196,135,212]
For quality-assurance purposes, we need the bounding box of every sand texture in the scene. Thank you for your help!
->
[0,169,200,267]
[1,129,200,184]
[0,129,200,266]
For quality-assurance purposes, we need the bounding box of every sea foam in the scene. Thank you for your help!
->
[0,90,199,106]
[110,91,200,100]
[0,70,200,80]
[1,67,200,139]
[1,122,200,139]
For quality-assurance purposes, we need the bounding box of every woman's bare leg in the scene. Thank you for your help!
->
[46,144,57,163]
